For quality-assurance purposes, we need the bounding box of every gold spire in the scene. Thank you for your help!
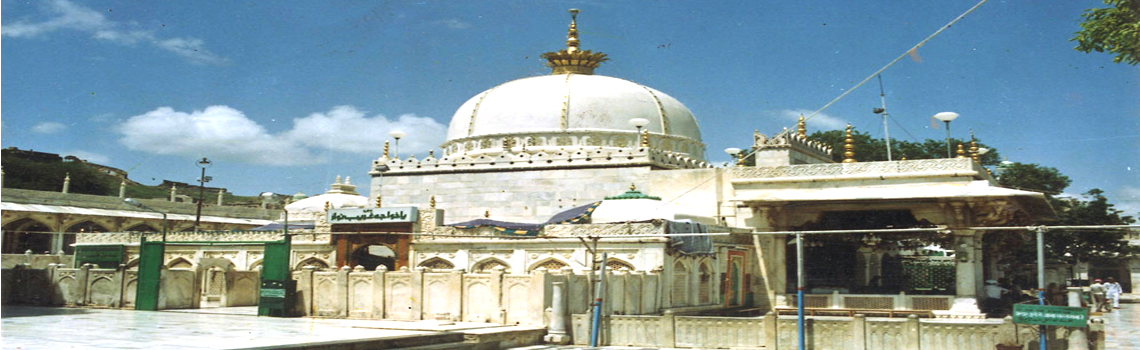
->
[484,210,491,218]
[842,124,856,163]
[541,9,609,75]
[630,183,637,191]
[430,195,436,209]
[956,144,967,158]
[969,132,980,162]
[640,129,650,147]
[796,115,807,137]
[383,140,390,158]
[375,195,382,208]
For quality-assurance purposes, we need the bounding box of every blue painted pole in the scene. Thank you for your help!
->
[1038,290,1047,350]
[796,232,805,350]
[589,252,608,347]
[1036,226,1047,350]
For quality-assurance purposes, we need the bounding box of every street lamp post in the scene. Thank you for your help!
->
[124,198,167,242]
[194,157,212,231]
[933,112,959,158]
[628,118,649,137]
[389,131,407,158]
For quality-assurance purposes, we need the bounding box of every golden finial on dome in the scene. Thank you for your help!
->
[484,210,491,218]
[541,9,609,75]
[796,115,807,137]
[969,131,980,162]
[383,140,390,158]
[430,195,436,209]
[324,201,330,212]
[843,124,856,163]
[375,195,382,208]
[956,144,967,158]
[630,183,636,191]
[640,129,650,147]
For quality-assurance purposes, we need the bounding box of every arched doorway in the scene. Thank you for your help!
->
[2,218,53,254]
[350,244,396,271]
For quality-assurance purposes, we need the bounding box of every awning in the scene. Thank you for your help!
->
[0,202,274,226]
[730,180,1055,221]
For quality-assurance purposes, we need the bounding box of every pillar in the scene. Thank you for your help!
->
[170,185,177,202]
[544,281,571,344]
[1067,287,1089,350]
[217,190,224,205]
[948,230,982,315]
[62,173,70,193]
[119,180,126,198]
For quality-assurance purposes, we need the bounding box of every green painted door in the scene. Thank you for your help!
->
[258,237,293,316]
[135,239,164,311]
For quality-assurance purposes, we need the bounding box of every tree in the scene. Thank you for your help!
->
[1072,0,1140,65]
[806,129,1001,166]
[995,162,1072,196]
[1046,189,1138,274]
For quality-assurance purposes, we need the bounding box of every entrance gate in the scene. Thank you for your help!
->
[132,236,292,316]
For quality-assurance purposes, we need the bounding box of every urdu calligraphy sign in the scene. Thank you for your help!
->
[1012,304,1088,328]
[328,207,418,224]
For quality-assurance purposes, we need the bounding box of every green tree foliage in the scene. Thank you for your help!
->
[1047,189,1138,264]
[1072,0,1140,65]
[995,162,1072,196]
[806,129,1001,166]
[1,157,116,195]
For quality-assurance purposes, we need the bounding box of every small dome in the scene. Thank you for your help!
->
[285,193,367,215]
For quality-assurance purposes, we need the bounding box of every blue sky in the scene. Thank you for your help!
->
[3,1,1138,215]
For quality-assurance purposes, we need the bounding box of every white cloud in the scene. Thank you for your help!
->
[116,105,447,166]
[117,106,318,166]
[774,109,848,131]
[1,0,227,65]
[287,106,447,155]
[32,121,68,134]
[63,150,111,164]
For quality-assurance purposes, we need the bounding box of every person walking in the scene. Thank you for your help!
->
[1089,279,1109,313]
[1104,277,1122,310]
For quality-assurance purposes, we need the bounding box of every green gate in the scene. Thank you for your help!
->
[133,235,294,316]
[258,235,293,316]
[135,238,164,311]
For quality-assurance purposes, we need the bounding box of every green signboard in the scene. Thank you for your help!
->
[260,288,286,298]
[74,245,124,269]
[1012,304,1088,328]
[328,207,418,224]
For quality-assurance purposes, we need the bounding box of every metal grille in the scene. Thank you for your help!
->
[537,259,568,271]
[844,296,893,309]
[902,260,955,291]
[206,270,224,296]
[805,295,830,308]
[911,297,950,310]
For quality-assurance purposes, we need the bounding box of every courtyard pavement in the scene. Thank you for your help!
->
[0,306,492,349]
[2,301,1137,349]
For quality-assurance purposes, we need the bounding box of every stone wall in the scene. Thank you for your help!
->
[570,313,1105,350]
[1,264,258,310]
[290,265,703,325]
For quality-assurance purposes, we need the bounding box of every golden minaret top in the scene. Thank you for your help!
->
[541,9,609,75]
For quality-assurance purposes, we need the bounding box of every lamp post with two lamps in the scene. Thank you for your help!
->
[932,112,959,158]
[194,157,212,231]
[724,148,742,166]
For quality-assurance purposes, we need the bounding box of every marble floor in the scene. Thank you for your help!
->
[1099,303,1139,350]
[0,306,442,349]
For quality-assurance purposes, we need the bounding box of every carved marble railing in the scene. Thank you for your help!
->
[787,292,954,311]
[372,147,712,175]
[731,158,990,182]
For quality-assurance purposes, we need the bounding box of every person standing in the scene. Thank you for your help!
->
[1104,277,1122,310]
[1089,279,1109,313]
[983,279,1009,316]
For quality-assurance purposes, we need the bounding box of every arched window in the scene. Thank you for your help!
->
[672,261,689,307]
[530,258,568,272]
[2,218,53,254]
[167,258,193,269]
[418,257,455,271]
[296,257,329,270]
[605,258,635,272]
[698,262,712,304]
[473,258,509,273]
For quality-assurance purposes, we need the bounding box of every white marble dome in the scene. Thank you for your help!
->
[442,74,705,160]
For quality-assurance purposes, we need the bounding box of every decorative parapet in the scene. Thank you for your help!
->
[731,158,994,183]
[373,147,712,176]
[543,222,664,237]
[74,231,330,245]
[753,130,832,157]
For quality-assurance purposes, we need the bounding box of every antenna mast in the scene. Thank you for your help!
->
[875,75,893,161]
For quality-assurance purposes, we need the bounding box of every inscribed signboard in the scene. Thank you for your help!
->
[1012,304,1088,328]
